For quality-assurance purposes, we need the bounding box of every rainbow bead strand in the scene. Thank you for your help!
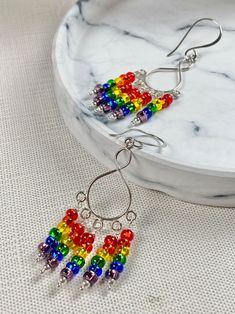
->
[38,208,79,273]
[58,231,95,287]
[131,93,174,125]
[105,229,134,289]
[90,71,153,119]
[80,235,118,290]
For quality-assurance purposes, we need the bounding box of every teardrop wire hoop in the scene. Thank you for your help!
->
[75,130,166,232]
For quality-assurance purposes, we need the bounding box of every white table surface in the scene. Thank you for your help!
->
[1,1,235,313]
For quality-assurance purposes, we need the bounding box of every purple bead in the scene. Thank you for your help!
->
[47,256,59,269]
[38,242,50,254]
[115,108,124,120]
[103,104,111,113]
[94,84,103,94]
[60,267,73,281]
[105,269,120,281]
[83,270,98,286]
[137,111,148,123]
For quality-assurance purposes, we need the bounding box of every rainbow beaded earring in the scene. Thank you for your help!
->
[89,18,222,125]
[37,129,166,288]
[72,129,166,290]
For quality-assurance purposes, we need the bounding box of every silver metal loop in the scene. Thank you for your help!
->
[80,207,91,220]
[126,211,137,224]
[76,191,86,203]
[93,219,104,231]
[111,220,122,232]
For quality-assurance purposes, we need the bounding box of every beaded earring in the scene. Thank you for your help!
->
[36,129,166,288]
[89,18,222,125]
[71,129,166,290]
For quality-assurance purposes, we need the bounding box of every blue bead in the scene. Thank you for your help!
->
[89,265,102,277]
[143,107,152,119]
[50,249,63,261]
[110,261,124,273]
[66,262,80,275]
[103,83,110,91]
[45,236,58,248]
[121,106,130,116]
[108,100,118,110]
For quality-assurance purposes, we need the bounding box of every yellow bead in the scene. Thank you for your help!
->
[112,88,122,97]
[73,247,88,258]
[115,77,122,84]
[120,246,130,256]
[156,102,163,111]
[62,236,75,249]
[57,221,68,233]
[152,98,159,105]
[96,248,110,261]
[133,100,142,111]
[122,93,130,103]
[63,226,71,236]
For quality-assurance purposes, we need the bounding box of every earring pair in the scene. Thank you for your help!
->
[88,18,223,126]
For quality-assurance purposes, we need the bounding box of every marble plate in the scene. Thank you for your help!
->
[52,0,235,207]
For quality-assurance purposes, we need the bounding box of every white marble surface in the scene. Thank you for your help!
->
[53,0,235,206]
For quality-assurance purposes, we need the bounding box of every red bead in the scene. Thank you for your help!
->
[72,223,85,236]
[124,83,132,92]
[142,92,152,105]
[103,244,116,256]
[126,72,135,83]
[63,215,74,227]
[81,232,95,244]
[121,229,134,242]
[70,232,81,245]
[104,235,117,247]
[66,208,78,221]
[162,93,173,105]
[82,243,93,253]
[117,238,130,248]
[132,88,141,98]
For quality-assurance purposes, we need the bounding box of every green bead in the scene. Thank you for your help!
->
[91,255,106,268]
[148,103,157,113]
[72,255,85,268]
[114,254,126,264]
[106,91,115,99]
[116,98,125,107]
[56,243,69,256]
[49,228,62,241]
[107,79,116,87]
[126,102,135,113]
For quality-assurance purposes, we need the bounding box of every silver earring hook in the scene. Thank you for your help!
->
[110,128,167,149]
[144,18,222,95]
[167,17,222,59]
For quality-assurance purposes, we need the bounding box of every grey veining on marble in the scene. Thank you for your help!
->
[53,0,235,206]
